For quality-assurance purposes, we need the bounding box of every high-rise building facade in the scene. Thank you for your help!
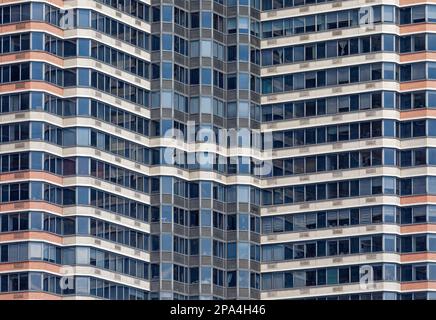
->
[1,0,436,300]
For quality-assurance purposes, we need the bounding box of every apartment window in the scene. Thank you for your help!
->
[201,11,212,28]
